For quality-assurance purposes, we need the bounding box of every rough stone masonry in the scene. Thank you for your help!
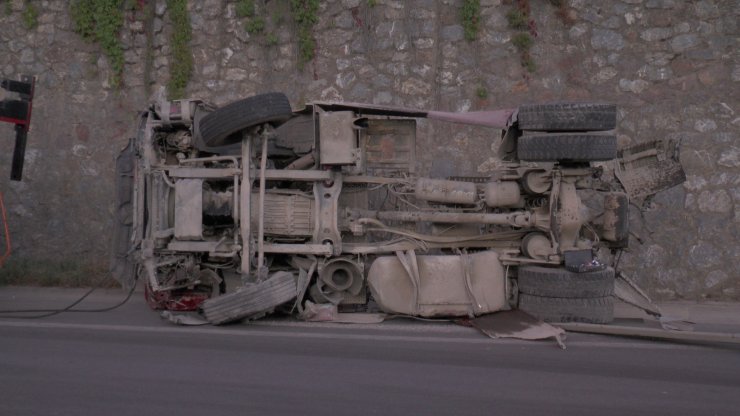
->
[0,0,737,299]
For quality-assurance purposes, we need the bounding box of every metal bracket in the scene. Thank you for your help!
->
[1,75,35,181]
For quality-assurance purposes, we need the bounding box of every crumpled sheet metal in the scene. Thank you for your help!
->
[467,310,567,349]
[298,301,387,324]
[160,310,210,326]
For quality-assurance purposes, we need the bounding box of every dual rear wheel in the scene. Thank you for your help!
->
[517,266,615,324]
[515,103,618,163]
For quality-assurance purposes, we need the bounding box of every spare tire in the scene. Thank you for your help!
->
[198,93,293,147]
[517,133,617,162]
[518,102,616,131]
[517,266,615,298]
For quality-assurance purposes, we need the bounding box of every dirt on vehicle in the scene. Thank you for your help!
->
[111,92,685,325]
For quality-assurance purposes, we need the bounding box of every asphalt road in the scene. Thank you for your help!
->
[1,288,739,416]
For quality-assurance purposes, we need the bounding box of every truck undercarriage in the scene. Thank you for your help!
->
[112,92,684,325]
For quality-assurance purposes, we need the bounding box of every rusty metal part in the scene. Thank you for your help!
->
[614,272,661,317]
[364,119,416,176]
[174,179,203,240]
[315,177,343,254]
[359,210,535,227]
[262,243,333,255]
[522,170,551,194]
[239,132,252,281]
[521,232,553,260]
[484,181,521,207]
[310,257,365,304]
[308,101,515,128]
[285,152,316,170]
[415,178,478,205]
[553,180,583,251]
[249,193,314,236]
[601,192,629,243]
[318,110,360,165]
[256,126,276,279]
[615,139,686,199]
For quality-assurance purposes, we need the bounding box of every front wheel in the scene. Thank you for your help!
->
[198,93,293,147]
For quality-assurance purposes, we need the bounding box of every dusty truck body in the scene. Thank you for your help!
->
[111,92,684,325]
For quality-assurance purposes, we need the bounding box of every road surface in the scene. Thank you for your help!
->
[1,287,739,415]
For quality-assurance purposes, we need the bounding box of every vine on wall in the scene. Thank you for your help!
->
[461,0,481,42]
[166,0,193,99]
[21,1,38,29]
[290,0,319,69]
[506,0,536,73]
[70,0,192,96]
[71,0,125,87]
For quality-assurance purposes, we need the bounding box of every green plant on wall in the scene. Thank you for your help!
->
[512,32,533,50]
[236,0,255,18]
[246,16,265,34]
[475,85,488,100]
[507,1,537,74]
[22,2,38,29]
[266,32,279,46]
[166,0,193,100]
[71,0,125,88]
[506,9,527,30]
[290,0,319,69]
[461,0,480,42]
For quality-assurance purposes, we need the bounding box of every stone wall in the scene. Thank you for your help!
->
[0,0,737,299]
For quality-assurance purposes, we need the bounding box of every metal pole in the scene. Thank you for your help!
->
[256,133,269,280]
[239,133,252,284]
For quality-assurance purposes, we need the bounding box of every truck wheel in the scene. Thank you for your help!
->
[518,294,614,324]
[517,266,615,298]
[517,103,616,131]
[517,133,617,162]
[201,271,297,325]
[198,93,293,147]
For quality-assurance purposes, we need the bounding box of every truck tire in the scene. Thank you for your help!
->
[518,294,614,324]
[201,271,297,325]
[517,266,615,298]
[517,103,616,131]
[517,133,617,162]
[198,93,293,147]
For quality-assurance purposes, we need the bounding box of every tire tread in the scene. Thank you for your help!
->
[518,103,616,131]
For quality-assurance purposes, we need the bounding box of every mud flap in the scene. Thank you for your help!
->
[614,139,686,199]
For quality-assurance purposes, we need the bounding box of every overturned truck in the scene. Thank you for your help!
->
[112,92,685,325]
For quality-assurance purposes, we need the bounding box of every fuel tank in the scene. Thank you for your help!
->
[367,250,507,317]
